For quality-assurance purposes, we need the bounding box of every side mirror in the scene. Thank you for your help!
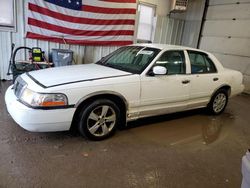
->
[152,66,167,75]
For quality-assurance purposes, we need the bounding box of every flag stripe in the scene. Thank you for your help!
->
[100,0,136,3]
[82,5,136,14]
[82,0,137,9]
[27,32,133,45]
[28,18,134,36]
[30,0,137,11]
[27,25,134,41]
[29,3,135,25]
[29,11,134,31]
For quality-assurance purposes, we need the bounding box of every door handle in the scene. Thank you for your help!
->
[182,80,190,84]
[213,77,219,81]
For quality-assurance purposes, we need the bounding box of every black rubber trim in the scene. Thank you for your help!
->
[26,72,47,88]
[26,72,133,88]
[18,99,75,110]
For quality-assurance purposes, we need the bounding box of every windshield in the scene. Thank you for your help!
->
[96,46,161,74]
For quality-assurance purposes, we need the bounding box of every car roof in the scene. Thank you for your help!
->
[130,43,209,54]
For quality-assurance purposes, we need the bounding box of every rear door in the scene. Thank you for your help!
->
[186,50,222,108]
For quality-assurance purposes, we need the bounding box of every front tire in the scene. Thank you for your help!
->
[78,99,120,141]
[207,89,228,115]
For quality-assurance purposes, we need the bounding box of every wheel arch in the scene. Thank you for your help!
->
[207,84,230,114]
[70,91,128,131]
[209,84,231,104]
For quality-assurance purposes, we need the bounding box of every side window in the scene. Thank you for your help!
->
[204,57,217,73]
[188,51,217,74]
[155,50,186,75]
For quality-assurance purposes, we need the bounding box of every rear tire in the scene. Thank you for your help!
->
[78,99,120,141]
[207,89,228,115]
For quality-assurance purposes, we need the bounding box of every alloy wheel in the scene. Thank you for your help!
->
[212,93,227,113]
[87,105,116,137]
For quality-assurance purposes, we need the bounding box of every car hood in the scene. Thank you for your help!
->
[27,64,132,88]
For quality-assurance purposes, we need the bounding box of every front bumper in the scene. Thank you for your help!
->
[5,86,76,132]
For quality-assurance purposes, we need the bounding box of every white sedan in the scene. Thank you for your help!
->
[5,44,244,140]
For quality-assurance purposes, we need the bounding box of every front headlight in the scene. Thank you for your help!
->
[20,88,68,108]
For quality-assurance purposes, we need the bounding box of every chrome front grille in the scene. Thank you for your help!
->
[13,76,26,99]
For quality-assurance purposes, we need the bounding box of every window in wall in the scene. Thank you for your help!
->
[0,0,16,31]
[137,3,156,43]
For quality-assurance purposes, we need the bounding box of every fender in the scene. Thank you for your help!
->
[209,84,231,102]
[74,90,129,109]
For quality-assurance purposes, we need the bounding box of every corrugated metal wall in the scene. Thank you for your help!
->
[181,0,205,47]
[153,17,185,45]
[170,0,206,48]
[0,0,184,80]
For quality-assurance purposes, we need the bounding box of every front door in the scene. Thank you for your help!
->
[140,50,190,117]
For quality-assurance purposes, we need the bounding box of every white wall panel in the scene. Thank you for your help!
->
[153,17,184,45]
[244,75,250,92]
[202,20,250,38]
[0,32,12,80]
[212,53,250,74]
[206,4,250,20]
[209,0,250,6]
[200,37,250,58]
[181,20,202,47]
[185,0,205,20]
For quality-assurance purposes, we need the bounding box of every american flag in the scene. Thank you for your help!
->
[26,0,137,45]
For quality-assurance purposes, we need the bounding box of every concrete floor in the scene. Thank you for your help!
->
[0,81,249,188]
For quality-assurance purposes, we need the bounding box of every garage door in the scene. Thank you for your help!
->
[199,0,250,92]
